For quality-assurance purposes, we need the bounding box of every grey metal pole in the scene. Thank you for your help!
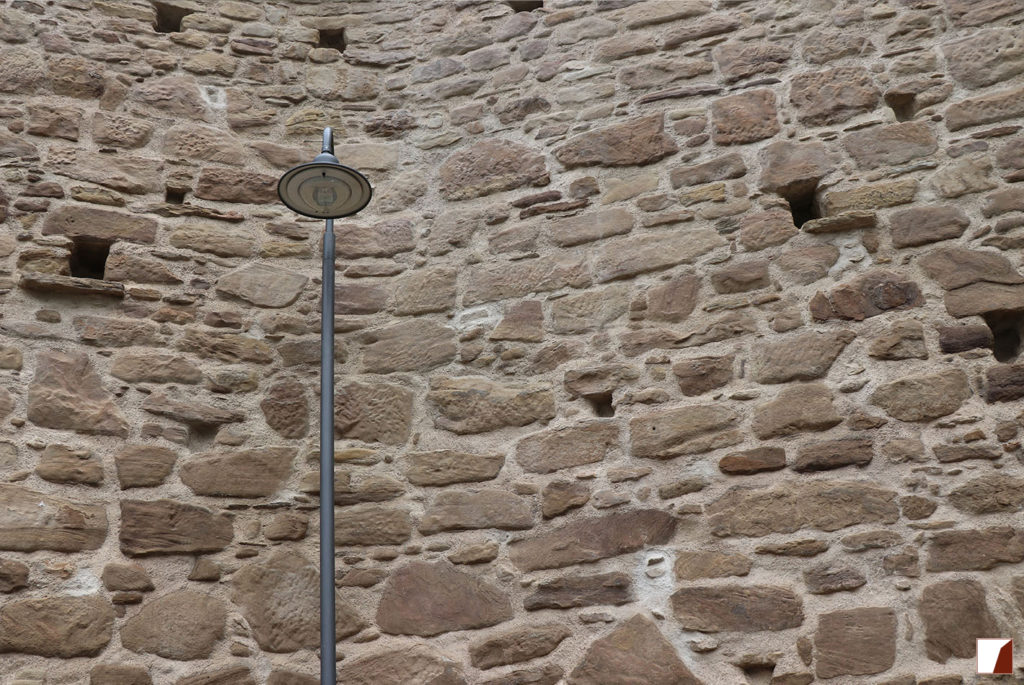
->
[320,216,336,685]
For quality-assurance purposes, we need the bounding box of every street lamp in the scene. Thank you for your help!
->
[277,127,371,685]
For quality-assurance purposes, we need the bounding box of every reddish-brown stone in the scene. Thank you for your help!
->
[814,608,896,677]
[671,585,804,632]
[569,615,704,685]
[554,114,677,168]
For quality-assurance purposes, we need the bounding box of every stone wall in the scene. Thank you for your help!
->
[1,0,1024,682]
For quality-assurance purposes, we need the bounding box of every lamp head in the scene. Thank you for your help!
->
[277,131,372,219]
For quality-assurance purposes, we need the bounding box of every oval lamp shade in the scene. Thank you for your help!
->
[277,162,373,219]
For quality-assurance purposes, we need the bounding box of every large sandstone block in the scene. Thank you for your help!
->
[28,350,128,437]
[336,646,467,685]
[359,320,456,373]
[671,585,804,632]
[842,121,937,168]
[232,552,364,652]
[523,572,632,610]
[376,561,513,637]
[42,204,158,244]
[554,114,677,168]
[428,376,555,434]
[750,330,854,383]
[752,384,841,439]
[0,484,107,551]
[48,147,163,194]
[629,404,741,458]
[814,608,897,678]
[439,139,547,199]
[515,421,618,473]
[120,500,233,556]
[180,447,296,498]
[405,450,504,486]
[195,167,277,203]
[790,66,880,125]
[707,480,899,537]
[121,590,227,660]
[216,264,308,308]
[926,526,1024,571]
[335,381,414,445]
[920,580,999,663]
[870,369,971,422]
[334,505,413,546]
[509,509,677,571]
[0,596,113,657]
[419,490,533,534]
[946,85,1024,131]
[593,228,725,283]
[569,615,703,685]
[470,623,571,670]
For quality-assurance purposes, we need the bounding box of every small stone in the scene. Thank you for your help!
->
[672,355,734,396]
[713,41,790,82]
[870,368,971,422]
[868,320,928,360]
[89,665,152,685]
[842,121,937,168]
[541,480,590,518]
[419,490,533,534]
[752,384,841,439]
[890,206,970,248]
[750,330,855,384]
[335,382,414,445]
[803,564,867,594]
[671,153,746,188]
[515,421,618,473]
[719,447,786,474]
[335,505,413,546]
[739,208,798,251]
[792,438,873,472]
[0,558,29,593]
[629,403,741,459]
[469,623,571,669]
[756,539,830,557]
[428,376,555,435]
[985,364,1024,402]
[405,450,504,486]
[113,446,178,489]
[36,444,103,485]
[674,551,752,580]
[180,447,295,498]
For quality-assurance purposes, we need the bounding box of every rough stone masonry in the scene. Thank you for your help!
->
[1,0,1024,683]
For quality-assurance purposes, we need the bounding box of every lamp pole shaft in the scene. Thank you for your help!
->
[320,217,336,685]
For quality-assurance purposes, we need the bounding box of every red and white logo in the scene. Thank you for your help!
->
[977,638,1013,674]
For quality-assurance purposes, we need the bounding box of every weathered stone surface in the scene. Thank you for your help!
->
[645,274,701,322]
[49,55,104,98]
[393,267,458,315]
[334,505,413,546]
[333,219,415,259]
[490,300,544,342]
[113,350,196,385]
[170,224,256,257]
[376,561,512,637]
[36,444,103,485]
[752,384,841,439]
[868,320,928,360]
[710,260,769,293]
[419,490,533,534]
[405,450,504,486]
[470,623,571,669]
[360,320,456,373]
[176,666,255,685]
[516,421,618,473]
[554,114,677,168]
[986,364,1024,402]
[920,580,999,663]
[671,152,746,188]
[105,253,181,284]
[713,41,790,82]
[843,121,937,169]
[801,211,876,235]
[195,167,277,204]
[630,404,741,458]
[823,179,919,215]
[933,443,1001,463]
[133,77,208,119]
[945,282,1024,318]
[142,391,245,427]
[890,205,970,248]
[335,646,467,685]
[711,89,779,145]
[216,264,307,308]
[510,509,676,571]
[793,438,873,472]
[750,330,854,384]
[180,447,295,498]
[814,608,896,677]
[48,147,162,194]
[260,379,308,439]
[811,270,924,321]
[708,480,899,537]
[90,664,153,685]
[790,66,880,125]
[465,254,589,305]
[673,355,733,396]
[926,526,1024,571]
[0,596,113,657]
[949,474,1024,514]
[0,484,107,552]
[548,208,633,247]
[232,552,363,652]
[335,381,414,445]
[803,564,866,594]
[75,316,161,347]
[760,141,836,198]
[0,558,28,593]
[112,446,178,489]
[101,563,152,592]
[524,572,632,611]
[542,480,591,518]
[178,329,273,364]
[120,500,233,556]
[738,208,798,251]
[919,247,1023,290]
[674,551,751,579]
[121,591,227,660]
[93,112,154,149]
[594,229,725,283]
[569,615,703,685]
[440,139,547,200]
[671,585,804,632]
[719,447,787,475]
[428,377,555,434]
[946,85,1024,131]
[164,125,244,164]
[42,205,157,244]
[870,369,971,422]
[28,350,128,437]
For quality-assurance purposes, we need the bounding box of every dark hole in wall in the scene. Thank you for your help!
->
[166,188,186,204]
[508,0,544,10]
[885,92,915,122]
[151,1,196,33]
[69,238,112,280]
[780,182,820,228]
[984,311,1024,362]
[741,665,775,685]
[317,28,346,52]
[585,392,615,417]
